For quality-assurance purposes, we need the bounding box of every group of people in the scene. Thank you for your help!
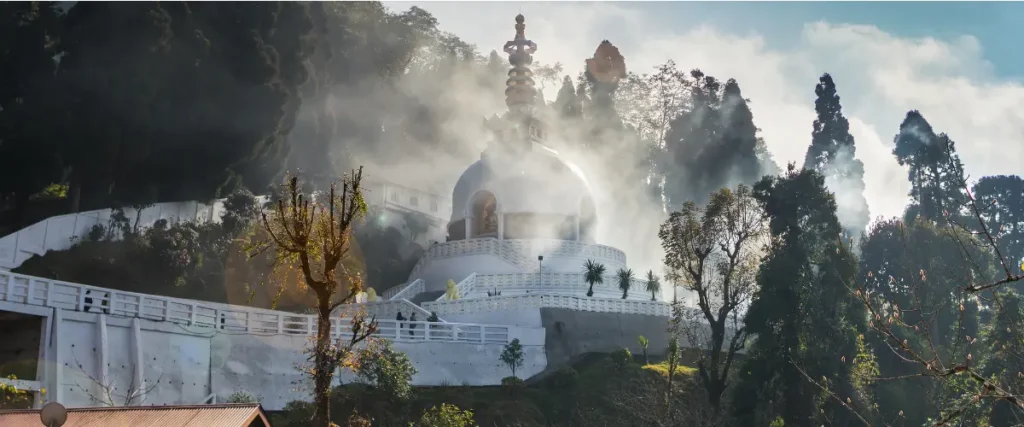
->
[395,311,419,337]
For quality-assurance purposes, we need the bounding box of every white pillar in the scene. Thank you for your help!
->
[131,318,145,404]
[574,216,581,241]
[465,217,472,239]
[498,212,505,240]
[97,314,109,395]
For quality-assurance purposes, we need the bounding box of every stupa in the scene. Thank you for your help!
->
[395,15,656,327]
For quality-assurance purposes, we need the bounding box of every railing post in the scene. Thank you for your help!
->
[189,304,197,326]
[44,280,52,306]
[25,279,34,305]
[76,287,85,312]
[214,309,221,329]
[307,316,314,335]
[277,315,284,334]
[245,312,252,333]
[108,291,117,315]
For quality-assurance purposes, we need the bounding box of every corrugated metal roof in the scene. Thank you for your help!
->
[0,403,268,427]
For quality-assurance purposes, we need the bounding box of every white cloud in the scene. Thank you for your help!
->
[396,2,1024,224]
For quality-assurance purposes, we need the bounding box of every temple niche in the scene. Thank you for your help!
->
[470,190,499,237]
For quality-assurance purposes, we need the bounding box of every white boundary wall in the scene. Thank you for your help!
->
[0,271,546,410]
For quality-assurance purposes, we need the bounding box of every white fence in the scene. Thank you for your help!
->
[502,239,627,266]
[0,271,511,344]
[387,279,426,301]
[412,238,535,274]
[472,272,655,300]
[410,238,629,278]
[422,293,672,317]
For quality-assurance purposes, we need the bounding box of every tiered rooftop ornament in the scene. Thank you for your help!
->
[486,14,545,153]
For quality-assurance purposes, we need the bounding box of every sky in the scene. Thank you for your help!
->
[391,1,1024,224]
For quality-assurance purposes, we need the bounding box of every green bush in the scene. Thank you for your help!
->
[355,339,417,401]
[501,375,525,395]
[419,403,477,427]
[610,347,633,369]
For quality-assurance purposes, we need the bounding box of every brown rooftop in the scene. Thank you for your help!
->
[0,403,271,427]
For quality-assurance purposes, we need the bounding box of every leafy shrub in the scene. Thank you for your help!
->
[501,375,525,396]
[419,403,477,427]
[610,347,633,369]
[226,389,260,403]
[355,339,417,401]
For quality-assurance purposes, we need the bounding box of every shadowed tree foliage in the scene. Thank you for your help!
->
[731,165,868,427]
[663,71,764,210]
[0,2,65,232]
[972,174,1024,282]
[802,73,869,239]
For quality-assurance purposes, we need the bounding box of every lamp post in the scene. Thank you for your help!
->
[537,255,543,287]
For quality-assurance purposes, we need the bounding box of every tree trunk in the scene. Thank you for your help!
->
[312,310,334,427]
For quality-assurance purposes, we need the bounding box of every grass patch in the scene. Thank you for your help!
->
[641,361,697,378]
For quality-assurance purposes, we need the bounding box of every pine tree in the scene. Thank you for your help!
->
[803,74,870,238]
[663,71,765,210]
[553,75,581,121]
[893,111,967,222]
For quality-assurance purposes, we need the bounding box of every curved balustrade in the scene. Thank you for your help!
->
[502,239,627,266]
[411,239,628,278]
[422,293,671,317]
[0,271,514,342]
[472,273,653,300]
[412,239,534,274]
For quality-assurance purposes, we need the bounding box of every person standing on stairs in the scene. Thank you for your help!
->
[409,312,418,337]
[396,311,406,337]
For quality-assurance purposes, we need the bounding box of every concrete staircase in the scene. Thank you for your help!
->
[411,290,445,306]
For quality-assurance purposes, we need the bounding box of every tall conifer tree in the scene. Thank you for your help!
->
[803,74,870,238]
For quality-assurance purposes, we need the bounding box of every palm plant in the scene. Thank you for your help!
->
[645,270,661,301]
[617,268,634,299]
[583,259,605,297]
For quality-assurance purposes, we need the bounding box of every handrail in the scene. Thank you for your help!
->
[0,271,511,343]
[422,294,672,317]
[436,273,476,302]
[471,273,654,300]
[389,279,425,301]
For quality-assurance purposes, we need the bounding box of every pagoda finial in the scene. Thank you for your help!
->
[503,14,538,116]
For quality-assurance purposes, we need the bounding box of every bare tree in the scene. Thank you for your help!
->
[244,168,377,427]
[71,352,161,407]
[659,184,766,411]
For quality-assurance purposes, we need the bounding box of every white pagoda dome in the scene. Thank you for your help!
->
[404,15,637,304]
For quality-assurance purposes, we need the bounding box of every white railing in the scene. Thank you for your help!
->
[381,282,408,300]
[409,239,630,278]
[471,273,654,300]
[502,239,627,266]
[436,273,476,302]
[387,279,425,301]
[0,271,513,343]
[411,238,534,275]
[422,294,671,317]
